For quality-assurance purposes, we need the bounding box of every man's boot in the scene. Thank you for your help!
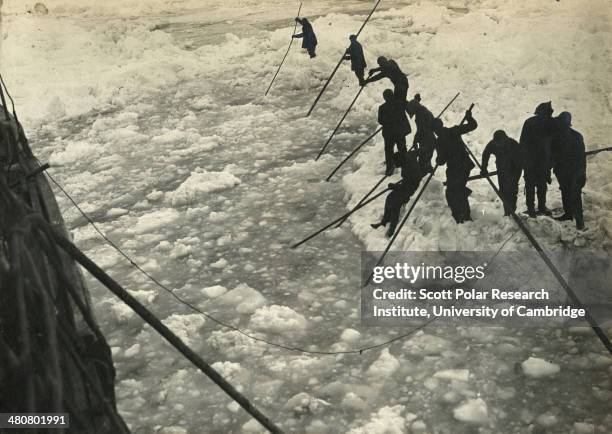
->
[371,222,385,229]
[574,202,585,231]
[525,184,536,217]
[554,214,573,222]
[560,187,572,216]
[575,213,585,231]
[537,188,551,216]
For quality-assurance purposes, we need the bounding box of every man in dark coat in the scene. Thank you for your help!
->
[551,112,586,230]
[520,101,555,217]
[343,35,367,86]
[365,56,409,102]
[481,130,523,216]
[293,18,317,58]
[434,109,478,224]
[378,89,411,176]
[405,93,435,174]
[371,150,423,237]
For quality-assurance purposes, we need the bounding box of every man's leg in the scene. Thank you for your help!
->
[395,82,408,102]
[385,190,403,236]
[561,176,574,218]
[536,174,550,215]
[307,46,316,58]
[387,188,413,236]
[499,174,511,216]
[555,183,573,221]
[524,170,536,216]
[419,133,435,173]
[508,173,520,215]
[446,183,461,223]
[460,172,472,222]
[573,185,584,230]
[384,136,394,176]
[355,68,365,86]
[396,135,408,157]
[372,191,394,229]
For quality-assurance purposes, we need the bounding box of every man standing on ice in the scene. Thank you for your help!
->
[434,108,478,224]
[405,93,435,174]
[378,89,411,176]
[293,18,317,58]
[520,102,555,217]
[371,151,423,237]
[481,130,523,216]
[551,112,586,230]
[365,56,409,101]
[343,35,367,86]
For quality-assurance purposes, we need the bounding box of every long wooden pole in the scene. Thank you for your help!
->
[456,144,611,186]
[306,0,383,116]
[461,132,612,355]
[291,186,391,248]
[326,127,382,181]
[51,232,285,434]
[316,86,365,160]
[265,2,302,96]
[586,146,612,156]
[364,103,474,286]
[335,173,387,228]
[325,92,460,181]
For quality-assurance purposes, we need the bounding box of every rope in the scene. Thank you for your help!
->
[45,171,434,356]
[46,169,528,357]
[462,143,612,355]
[2,173,282,433]
[306,0,384,116]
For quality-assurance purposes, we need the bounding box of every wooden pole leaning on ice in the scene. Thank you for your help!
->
[305,0,383,117]
[363,103,474,286]
[333,92,461,229]
[265,2,303,96]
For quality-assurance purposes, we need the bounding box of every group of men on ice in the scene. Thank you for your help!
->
[371,61,586,236]
[294,18,587,237]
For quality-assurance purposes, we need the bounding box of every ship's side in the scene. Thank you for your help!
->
[0,105,128,433]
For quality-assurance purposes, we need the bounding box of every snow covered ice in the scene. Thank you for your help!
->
[2,0,612,432]
[521,356,560,378]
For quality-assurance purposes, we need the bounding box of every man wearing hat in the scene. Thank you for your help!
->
[551,111,586,230]
[405,93,436,174]
[343,35,367,86]
[293,17,318,58]
[481,130,523,216]
[365,56,409,102]
[378,88,411,176]
[434,107,478,224]
[371,150,423,237]
[519,102,555,217]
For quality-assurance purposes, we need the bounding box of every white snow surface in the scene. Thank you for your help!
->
[2,0,612,433]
